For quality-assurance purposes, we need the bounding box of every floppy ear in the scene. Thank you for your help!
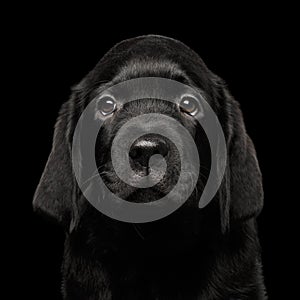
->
[33,97,80,230]
[216,86,264,231]
[226,97,264,224]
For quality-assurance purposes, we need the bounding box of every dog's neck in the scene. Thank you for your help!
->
[61,223,266,300]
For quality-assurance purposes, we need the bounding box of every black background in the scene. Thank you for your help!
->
[7,5,295,300]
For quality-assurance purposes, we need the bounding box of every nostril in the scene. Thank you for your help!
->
[157,140,169,157]
[129,148,138,160]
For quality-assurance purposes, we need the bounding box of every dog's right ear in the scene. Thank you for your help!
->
[33,90,83,229]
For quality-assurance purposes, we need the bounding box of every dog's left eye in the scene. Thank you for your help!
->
[97,96,117,116]
[179,95,200,116]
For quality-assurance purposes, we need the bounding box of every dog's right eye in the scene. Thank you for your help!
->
[97,96,117,116]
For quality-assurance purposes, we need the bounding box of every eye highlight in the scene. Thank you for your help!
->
[179,94,201,116]
[97,95,117,116]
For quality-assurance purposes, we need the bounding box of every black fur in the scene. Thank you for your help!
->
[33,35,266,299]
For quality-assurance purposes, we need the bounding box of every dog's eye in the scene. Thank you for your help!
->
[97,96,117,116]
[179,95,200,116]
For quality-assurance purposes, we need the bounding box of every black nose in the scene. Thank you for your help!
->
[129,135,169,169]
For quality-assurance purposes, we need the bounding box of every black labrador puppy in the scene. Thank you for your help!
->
[33,35,266,299]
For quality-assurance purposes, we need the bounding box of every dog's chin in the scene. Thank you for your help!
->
[125,188,167,203]
[102,166,180,203]
[105,179,174,203]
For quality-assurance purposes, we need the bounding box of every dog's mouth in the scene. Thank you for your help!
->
[100,164,202,208]
[100,160,182,203]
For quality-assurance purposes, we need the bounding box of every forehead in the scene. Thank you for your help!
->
[112,58,190,84]
[94,58,205,101]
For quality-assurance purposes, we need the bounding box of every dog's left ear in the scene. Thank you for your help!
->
[33,92,82,231]
[228,111,264,222]
[217,85,264,231]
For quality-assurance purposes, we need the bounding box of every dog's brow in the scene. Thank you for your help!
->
[112,58,189,82]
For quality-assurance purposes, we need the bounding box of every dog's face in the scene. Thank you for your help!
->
[98,99,187,202]
[33,35,263,254]
[94,80,210,206]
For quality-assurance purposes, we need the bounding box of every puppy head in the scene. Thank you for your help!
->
[93,65,209,207]
[33,35,263,238]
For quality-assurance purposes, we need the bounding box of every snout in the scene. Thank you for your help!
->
[129,134,170,176]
